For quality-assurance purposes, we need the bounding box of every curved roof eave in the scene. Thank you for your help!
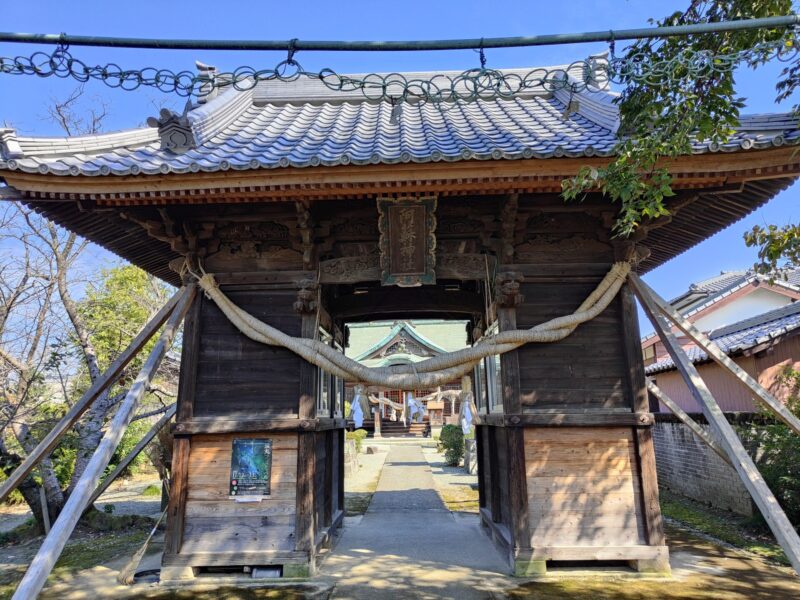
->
[2,66,797,179]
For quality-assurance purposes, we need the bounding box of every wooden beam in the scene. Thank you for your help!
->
[0,287,183,503]
[38,486,50,534]
[630,273,800,435]
[328,288,484,319]
[7,145,799,198]
[646,379,732,466]
[634,280,800,574]
[318,253,496,284]
[86,404,177,510]
[12,285,195,600]
[479,412,654,427]
[531,545,667,561]
[172,418,318,435]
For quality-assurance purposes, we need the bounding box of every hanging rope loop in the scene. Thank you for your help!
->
[287,38,299,65]
[188,261,631,390]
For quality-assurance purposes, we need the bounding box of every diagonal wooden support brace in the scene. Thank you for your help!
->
[646,378,732,466]
[630,273,800,435]
[12,285,195,600]
[0,288,184,503]
[632,276,800,574]
[85,403,176,511]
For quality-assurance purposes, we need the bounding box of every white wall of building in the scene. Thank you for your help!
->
[693,288,794,331]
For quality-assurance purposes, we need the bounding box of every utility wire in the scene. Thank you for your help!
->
[0,14,798,52]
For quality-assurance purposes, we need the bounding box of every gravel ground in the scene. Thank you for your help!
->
[91,475,163,519]
[0,473,164,535]
[345,449,388,494]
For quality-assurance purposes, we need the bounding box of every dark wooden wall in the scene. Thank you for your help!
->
[517,282,627,411]
[194,289,303,419]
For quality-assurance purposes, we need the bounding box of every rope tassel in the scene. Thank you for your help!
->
[195,263,631,390]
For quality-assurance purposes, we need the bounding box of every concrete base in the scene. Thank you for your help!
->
[514,558,547,577]
[631,553,672,575]
[282,563,311,579]
[158,565,196,581]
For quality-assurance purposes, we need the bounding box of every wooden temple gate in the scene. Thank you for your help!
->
[148,195,669,577]
[3,68,800,593]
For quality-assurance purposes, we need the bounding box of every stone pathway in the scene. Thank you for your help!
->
[319,443,509,599]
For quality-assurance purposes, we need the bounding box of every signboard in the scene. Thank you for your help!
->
[378,196,437,287]
[229,438,273,497]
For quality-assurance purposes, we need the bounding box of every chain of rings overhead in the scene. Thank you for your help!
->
[0,36,797,104]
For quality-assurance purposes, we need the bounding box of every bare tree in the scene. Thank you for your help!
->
[0,87,175,529]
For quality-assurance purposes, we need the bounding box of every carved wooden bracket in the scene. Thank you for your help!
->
[295,201,315,270]
[613,240,651,265]
[499,194,519,262]
[293,276,319,314]
[495,271,525,308]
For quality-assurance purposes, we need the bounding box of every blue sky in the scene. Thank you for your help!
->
[1,0,798,331]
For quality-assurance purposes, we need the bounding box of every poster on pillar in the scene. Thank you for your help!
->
[229,438,273,497]
[378,196,437,287]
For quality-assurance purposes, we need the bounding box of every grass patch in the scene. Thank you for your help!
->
[0,526,150,599]
[344,492,373,516]
[660,490,788,565]
[437,486,479,513]
[81,510,154,532]
[0,518,41,546]
[141,483,162,497]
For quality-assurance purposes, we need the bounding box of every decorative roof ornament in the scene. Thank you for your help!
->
[195,61,219,105]
[0,129,24,159]
[146,102,196,154]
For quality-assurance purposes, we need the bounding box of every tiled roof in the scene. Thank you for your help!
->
[671,268,800,315]
[641,267,800,344]
[645,301,800,374]
[1,64,799,177]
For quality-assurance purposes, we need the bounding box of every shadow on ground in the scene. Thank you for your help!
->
[503,525,800,600]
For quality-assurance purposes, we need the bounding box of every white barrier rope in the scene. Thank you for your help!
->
[368,395,405,412]
[193,262,630,389]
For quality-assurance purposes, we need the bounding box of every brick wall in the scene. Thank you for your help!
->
[652,414,753,516]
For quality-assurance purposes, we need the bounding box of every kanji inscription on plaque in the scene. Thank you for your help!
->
[377,196,437,287]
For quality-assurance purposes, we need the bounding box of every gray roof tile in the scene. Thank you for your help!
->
[646,301,800,375]
[1,65,798,177]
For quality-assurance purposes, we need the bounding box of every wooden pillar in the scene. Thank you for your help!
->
[488,426,501,524]
[337,427,345,520]
[295,301,318,570]
[161,288,201,581]
[620,282,668,572]
[373,408,382,438]
[495,270,533,574]
[475,425,486,510]
[176,292,202,422]
[324,430,333,527]
[164,436,190,557]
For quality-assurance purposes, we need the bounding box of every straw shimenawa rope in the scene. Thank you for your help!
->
[194,262,630,389]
